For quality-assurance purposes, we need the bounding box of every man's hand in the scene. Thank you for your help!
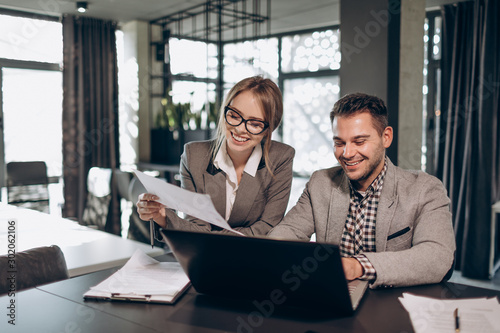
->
[341,257,364,280]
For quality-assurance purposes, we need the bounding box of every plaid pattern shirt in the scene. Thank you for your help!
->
[340,160,387,282]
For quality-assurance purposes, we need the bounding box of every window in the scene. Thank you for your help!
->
[422,11,442,174]
[283,77,339,175]
[223,38,279,88]
[280,28,340,174]
[2,68,62,175]
[165,27,340,175]
[281,29,341,73]
[0,12,63,212]
[170,38,218,79]
[0,13,62,63]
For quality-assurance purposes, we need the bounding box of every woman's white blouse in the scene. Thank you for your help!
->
[213,141,262,220]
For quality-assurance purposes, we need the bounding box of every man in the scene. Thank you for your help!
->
[268,93,455,288]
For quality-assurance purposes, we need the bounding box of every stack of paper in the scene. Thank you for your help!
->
[84,249,191,304]
[399,292,500,333]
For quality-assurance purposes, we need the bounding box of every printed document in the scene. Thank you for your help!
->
[399,292,500,333]
[84,249,190,304]
[133,170,243,235]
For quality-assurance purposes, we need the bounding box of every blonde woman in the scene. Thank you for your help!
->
[137,76,295,236]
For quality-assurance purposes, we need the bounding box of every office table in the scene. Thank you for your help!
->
[2,253,499,333]
[0,204,164,277]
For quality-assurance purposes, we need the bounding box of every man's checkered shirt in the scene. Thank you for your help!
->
[340,160,387,281]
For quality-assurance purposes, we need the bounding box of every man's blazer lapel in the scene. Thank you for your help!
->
[325,173,350,243]
[204,162,227,219]
[375,161,397,251]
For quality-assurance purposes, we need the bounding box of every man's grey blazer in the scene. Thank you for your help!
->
[164,140,295,236]
[268,158,456,288]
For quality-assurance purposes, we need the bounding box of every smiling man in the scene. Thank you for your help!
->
[269,93,456,288]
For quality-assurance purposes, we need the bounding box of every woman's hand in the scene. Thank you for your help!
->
[136,193,167,228]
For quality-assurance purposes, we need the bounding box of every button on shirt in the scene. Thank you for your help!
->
[340,160,387,282]
[213,142,262,221]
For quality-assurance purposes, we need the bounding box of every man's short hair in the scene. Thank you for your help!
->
[330,93,389,135]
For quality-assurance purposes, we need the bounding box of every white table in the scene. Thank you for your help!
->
[0,204,164,277]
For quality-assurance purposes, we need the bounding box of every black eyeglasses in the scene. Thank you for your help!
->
[224,106,269,135]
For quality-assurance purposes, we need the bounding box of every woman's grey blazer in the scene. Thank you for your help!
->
[269,158,456,288]
[164,140,295,236]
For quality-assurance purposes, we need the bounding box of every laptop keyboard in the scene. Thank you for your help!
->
[348,279,361,295]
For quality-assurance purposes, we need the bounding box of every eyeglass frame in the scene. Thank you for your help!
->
[224,106,270,135]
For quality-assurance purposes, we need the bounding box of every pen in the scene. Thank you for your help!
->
[454,307,460,332]
[149,219,154,249]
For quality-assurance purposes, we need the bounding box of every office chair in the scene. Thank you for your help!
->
[0,245,69,295]
[6,161,50,213]
[113,169,133,202]
[81,167,113,230]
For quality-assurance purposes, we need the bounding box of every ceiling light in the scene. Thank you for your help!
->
[76,1,87,13]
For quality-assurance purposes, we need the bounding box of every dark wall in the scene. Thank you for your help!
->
[339,0,401,164]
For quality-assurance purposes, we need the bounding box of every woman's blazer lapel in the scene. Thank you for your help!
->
[203,162,227,219]
[228,159,266,223]
[202,155,267,225]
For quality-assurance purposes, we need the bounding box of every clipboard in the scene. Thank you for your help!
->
[83,249,191,305]
[84,286,191,304]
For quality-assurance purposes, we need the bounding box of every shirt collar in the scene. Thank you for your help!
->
[349,158,388,197]
[244,143,262,177]
[213,141,262,178]
[214,141,232,172]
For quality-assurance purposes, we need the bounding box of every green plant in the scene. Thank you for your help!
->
[202,101,219,128]
[155,99,218,130]
[155,98,190,130]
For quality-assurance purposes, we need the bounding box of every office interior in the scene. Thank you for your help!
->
[0,0,499,292]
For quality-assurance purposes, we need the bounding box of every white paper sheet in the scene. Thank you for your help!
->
[133,170,243,235]
[88,249,190,296]
[399,292,500,333]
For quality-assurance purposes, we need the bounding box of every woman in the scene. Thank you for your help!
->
[137,76,295,236]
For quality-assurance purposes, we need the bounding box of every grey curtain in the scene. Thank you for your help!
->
[62,15,121,235]
[437,0,500,279]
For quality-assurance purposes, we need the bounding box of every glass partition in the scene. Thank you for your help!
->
[283,76,340,175]
[223,38,279,88]
[282,29,340,73]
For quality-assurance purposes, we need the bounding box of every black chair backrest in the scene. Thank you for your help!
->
[113,169,133,201]
[6,161,48,186]
[0,245,69,295]
[6,161,50,213]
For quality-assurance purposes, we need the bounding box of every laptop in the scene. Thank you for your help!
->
[160,229,368,315]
